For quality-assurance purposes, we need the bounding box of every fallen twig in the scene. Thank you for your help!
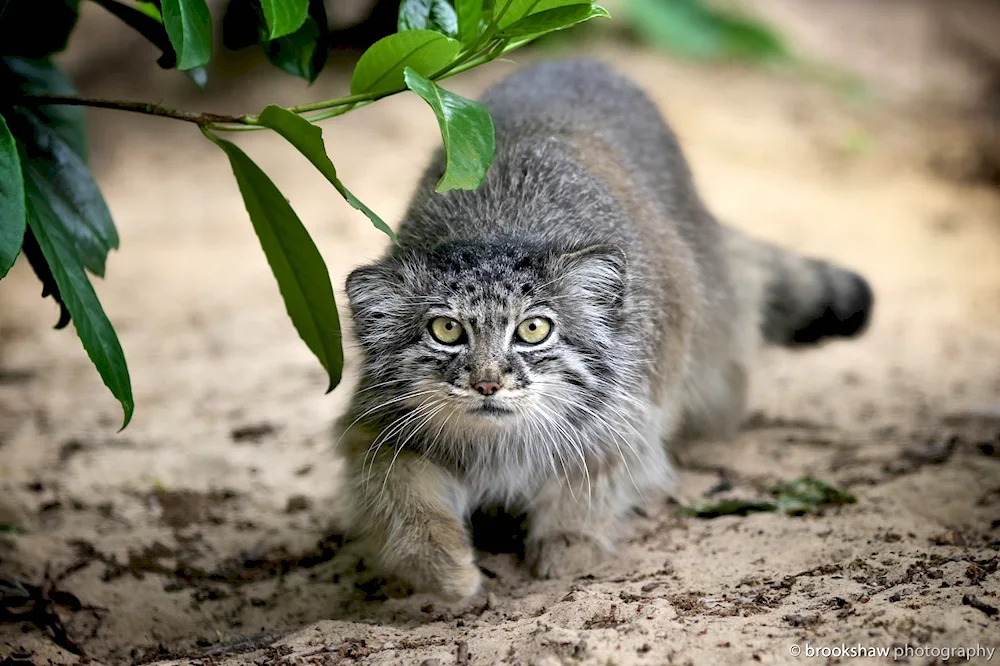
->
[963,593,999,617]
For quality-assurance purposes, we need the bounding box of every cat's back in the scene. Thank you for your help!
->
[479,59,659,138]
[398,60,706,253]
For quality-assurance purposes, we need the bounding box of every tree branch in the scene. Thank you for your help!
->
[11,46,503,129]
[13,94,249,126]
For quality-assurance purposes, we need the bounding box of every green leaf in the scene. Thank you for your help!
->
[260,0,329,83]
[208,134,344,391]
[770,477,856,516]
[10,110,119,277]
[262,18,322,81]
[398,0,458,38]
[0,113,25,279]
[161,0,213,69]
[24,178,133,428]
[624,0,787,62]
[350,29,459,96]
[494,0,582,28]
[498,3,608,39]
[403,67,495,192]
[455,0,483,45]
[2,57,87,160]
[134,0,163,21]
[678,498,777,518]
[20,227,70,328]
[679,476,855,519]
[261,0,308,39]
[256,105,395,241]
[86,0,179,70]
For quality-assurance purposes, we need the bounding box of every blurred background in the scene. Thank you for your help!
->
[3,1,1000,664]
[60,0,1000,184]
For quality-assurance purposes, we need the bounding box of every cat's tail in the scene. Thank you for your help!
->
[723,227,874,346]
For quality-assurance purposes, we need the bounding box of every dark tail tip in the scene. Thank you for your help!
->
[790,272,874,345]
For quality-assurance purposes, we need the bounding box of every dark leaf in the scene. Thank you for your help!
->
[398,0,458,38]
[2,57,87,160]
[350,29,459,96]
[0,113,25,278]
[404,67,494,192]
[0,0,80,58]
[261,0,308,39]
[161,0,213,70]
[222,0,260,50]
[262,16,321,80]
[20,226,70,328]
[87,0,175,67]
[261,0,329,83]
[24,178,133,428]
[10,110,118,277]
[256,105,395,240]
[498,3,608,40]
[208,134,344,391]
[94,0,208,82]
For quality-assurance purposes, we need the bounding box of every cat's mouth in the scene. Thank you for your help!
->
[470,401,516,417]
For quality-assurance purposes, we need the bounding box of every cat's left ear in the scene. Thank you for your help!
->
[555,244,628,311]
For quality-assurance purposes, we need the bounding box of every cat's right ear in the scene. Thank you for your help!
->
[345,265,400,317]
[345,264,411,349]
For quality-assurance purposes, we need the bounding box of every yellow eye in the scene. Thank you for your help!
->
[429,317,465,344]
[516,317,552,344]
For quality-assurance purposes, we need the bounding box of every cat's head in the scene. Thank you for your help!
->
[345,241,631,433]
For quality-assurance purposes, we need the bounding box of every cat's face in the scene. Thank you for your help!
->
[345,243,628,433]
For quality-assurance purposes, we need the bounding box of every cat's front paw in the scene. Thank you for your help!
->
[527,533,609,579]
[432,561,484,602]
[393,530,484,602]
[367,548,483,602]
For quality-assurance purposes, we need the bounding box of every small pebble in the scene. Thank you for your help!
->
[285,495,311,513]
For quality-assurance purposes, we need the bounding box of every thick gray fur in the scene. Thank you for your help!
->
[337,60,873,601]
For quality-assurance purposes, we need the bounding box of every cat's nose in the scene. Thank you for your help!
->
[473,380,501,396]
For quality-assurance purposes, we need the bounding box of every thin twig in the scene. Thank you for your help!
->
[11,39,512,131]
[13,94,249,126]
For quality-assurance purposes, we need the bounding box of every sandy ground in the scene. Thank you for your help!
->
[2,22,1000,666]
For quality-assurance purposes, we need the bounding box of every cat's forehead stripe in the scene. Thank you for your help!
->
[416,245,544,313]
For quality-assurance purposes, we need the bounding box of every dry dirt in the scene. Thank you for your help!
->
[2,17,1000,666]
